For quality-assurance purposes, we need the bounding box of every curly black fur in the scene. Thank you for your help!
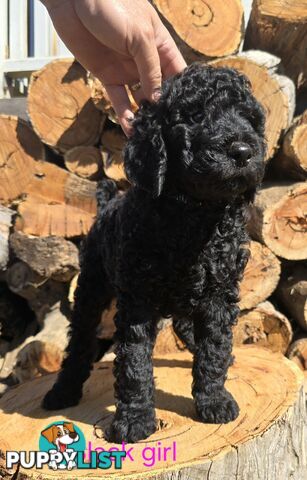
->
[42,64,266,443]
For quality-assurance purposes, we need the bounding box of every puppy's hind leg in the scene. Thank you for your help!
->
[42,227,113,410]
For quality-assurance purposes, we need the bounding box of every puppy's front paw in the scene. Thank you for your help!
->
[42,384,82,410]
[195,390,239,424]
[105,409,157,443]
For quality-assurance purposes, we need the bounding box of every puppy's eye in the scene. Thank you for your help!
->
[57,431,62,437]
[64,429,69,434]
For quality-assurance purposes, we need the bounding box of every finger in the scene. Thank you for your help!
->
[104,84,134,137]
[133,37,162,102]
[154,23,187,79]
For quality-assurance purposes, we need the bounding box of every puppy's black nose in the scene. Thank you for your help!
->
[69,432,78,439]
[229,142,252,166]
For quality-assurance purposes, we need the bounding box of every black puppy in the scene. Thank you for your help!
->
[43,64,266,443]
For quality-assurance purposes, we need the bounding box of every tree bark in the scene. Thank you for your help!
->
[248,182,307,260]
[211,52,295,160]
[244,0,307,90]
[152,0,244,63]
[240,240,281,310]
[287,336,307,373]
[0,347,305,479]
[28,59,104,153]
[234,301,292,354]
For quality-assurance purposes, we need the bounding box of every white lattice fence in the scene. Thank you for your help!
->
[0,0,72,97]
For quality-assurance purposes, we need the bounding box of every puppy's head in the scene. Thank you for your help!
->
[125,63,266,202]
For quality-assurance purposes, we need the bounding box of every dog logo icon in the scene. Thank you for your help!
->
[39,421,85,470]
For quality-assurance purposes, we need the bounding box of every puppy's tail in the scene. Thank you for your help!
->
[96,178,118,214]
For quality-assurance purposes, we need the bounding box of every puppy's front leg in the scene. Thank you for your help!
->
[192,298,239,424]
[105,300,159,443]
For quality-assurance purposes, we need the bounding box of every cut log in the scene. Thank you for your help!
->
[101,128,126,153]
[275,111,307,181]
[10,231,79,282]
[288,336,307,373]
[0,206,14,270]
[28,59,103,153]
[244,0,307,90]
[6,262,67,325]
[240,240,281,310]
[0,347,305,479]
[211,53,295,160]
[88,77,137,123]
[64,146,103,180]
[152,0,244,63]
[0,115,44,205]
[234,301,292,354]
[277,265,307,332]
[248,182,307,260]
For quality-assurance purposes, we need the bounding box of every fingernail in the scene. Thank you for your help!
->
[126,115,134,124]
[153,88,162,102]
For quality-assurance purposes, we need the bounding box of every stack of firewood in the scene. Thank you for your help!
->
[0,0,306,395]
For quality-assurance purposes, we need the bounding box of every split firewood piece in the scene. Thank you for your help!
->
[277,265,307,332]
[101,128,126,153]
[240,241,281,310]
[0,206,14,270]
[0,115,44,205]
[234,301,292,354]
[275,111,307,181]
[248,182,307,260]
[6,262,67,325]
[64,146,103,179]
[0,347,305,479]
[28,59,103,153]
[88,76,138,123]
[211,52,295,160]
[244,0,307,90]
[287,336,307,374]
[10,231,79,282]
[152,0,244,63]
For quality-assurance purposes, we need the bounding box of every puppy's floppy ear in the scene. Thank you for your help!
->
[124,101,167,197]
[63,422,74,432]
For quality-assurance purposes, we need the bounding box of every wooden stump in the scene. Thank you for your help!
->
[28,60,103,153]
[248,182,307,260]
[234,301,292,354]
[239,240,281,310]
[277,265,307,332]
[244,0,307,89]
[211,53,295,160]
[0,347,305,479]
[152,0,244,63]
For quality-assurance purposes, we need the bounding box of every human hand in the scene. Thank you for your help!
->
[41,0,186,135]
